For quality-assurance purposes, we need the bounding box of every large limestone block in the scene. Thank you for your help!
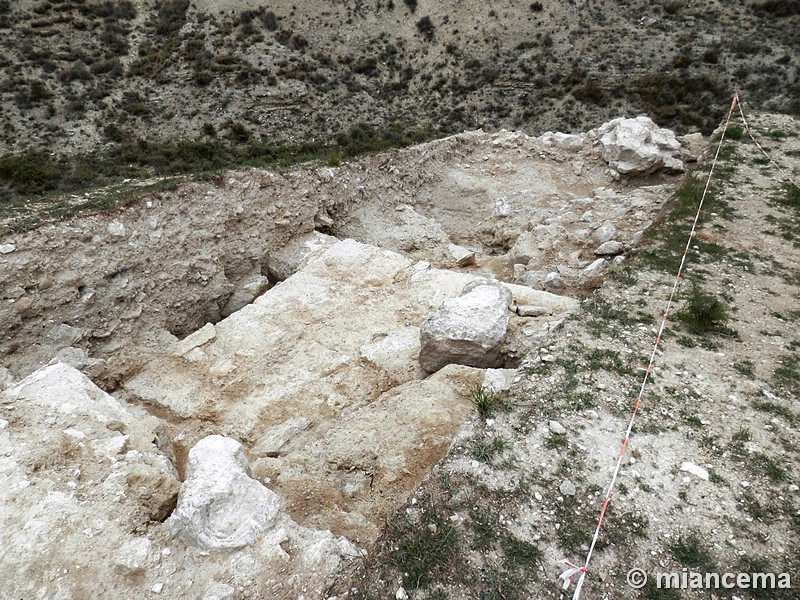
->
[168,435,283,550]
[419,284,510,372]
[598,116,684,175]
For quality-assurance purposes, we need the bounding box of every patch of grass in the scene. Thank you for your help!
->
[725,124,745,140]
[773,353,800,395]
[684,414,703,428]
[732,426,752,442]
[752,400,796,423]
[668,531,717,571]
[471,385,497,421]
[774,183,800,211]
[586,348,633,374]
[471,436,507,463]
[502,536,543,570]
[385,498,459,589]
[748,452,789,483]
[544,434,568,450]
[586,294,645,336]
[609,265,638,285]
[741,492,781,523]
[733,359,756,378]
[522,361,552,376]
[468,504,498,551]
[675,285,734,336]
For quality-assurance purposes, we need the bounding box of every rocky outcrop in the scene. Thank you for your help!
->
[0,363,180,599]
[598,116,685,176]
[0,364,364,599]
[419,284,511,372]
[123,238,574,544]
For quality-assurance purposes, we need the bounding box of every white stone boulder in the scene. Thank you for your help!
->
[252,417,312,457]
[594,240,625,256]
[539,131,585,151]
[168,435,283,550]
[419,284,510,372]
[448,243,476,267]
[678,132,707,163]
[597,117,684,176]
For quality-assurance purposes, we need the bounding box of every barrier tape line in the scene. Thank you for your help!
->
[559,93,742,599]
[735,100,800,190]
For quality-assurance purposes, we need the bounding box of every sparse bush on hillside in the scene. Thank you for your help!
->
[59,62,93,84]
[154,0,189,36]
[664,0,685,15]
[78,1,136,20]
[703,48,720,64]
[121,91,152,116]
[91,58,124,78]
[104,124,127,143]
[100,28,130,57]
[352,57,378,75]
[403,0,417,13]
[530,2,543,11]
[677,285,730,335]
[416,16,435,40]
[276,29,309,51]
[13,79,52,108]
[225,121,251,143]
[634,72,728,134]
[752,0,800,17]
[263,11,278,31]
[0,151,62,195]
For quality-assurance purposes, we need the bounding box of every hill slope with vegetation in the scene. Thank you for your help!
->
[0,0,798,206]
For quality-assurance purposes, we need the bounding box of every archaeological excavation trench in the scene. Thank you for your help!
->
[0,119,702,598]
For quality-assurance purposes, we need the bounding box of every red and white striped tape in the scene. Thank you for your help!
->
[736,98,800,189]
[559,93,744,599]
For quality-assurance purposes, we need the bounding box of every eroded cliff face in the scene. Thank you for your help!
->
[0,119,698,598]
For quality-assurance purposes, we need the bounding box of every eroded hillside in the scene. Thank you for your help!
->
[0,0,797,164]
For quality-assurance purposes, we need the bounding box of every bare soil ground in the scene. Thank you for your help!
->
[352,112,800,599]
